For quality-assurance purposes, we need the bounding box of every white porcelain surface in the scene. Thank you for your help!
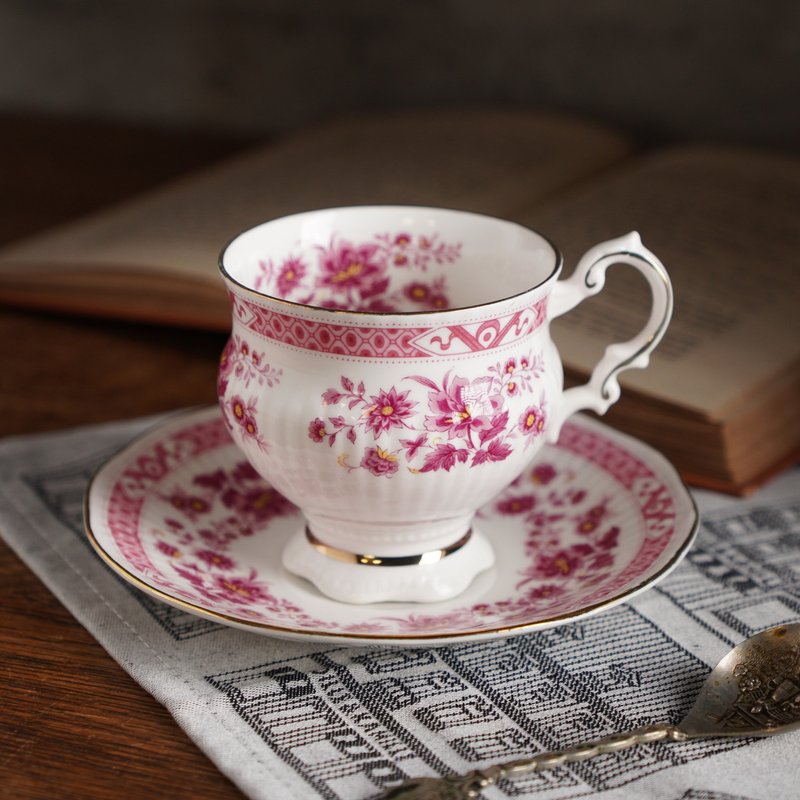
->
[282,526,495,604]
[84,407,697,646]
[217,207,673,602]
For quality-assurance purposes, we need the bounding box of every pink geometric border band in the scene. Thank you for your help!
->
[230,294,548,359]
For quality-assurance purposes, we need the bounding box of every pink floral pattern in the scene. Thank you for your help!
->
[217,334,282,398]
[275,256,307,297]
[224,395,267,450]
[218,336,281,450]
[92,408,695,642]
[252,231,461,312]
[372,469,625,632]
[149,459,311,618]
[359,446,400,477]
[309,355,546,475]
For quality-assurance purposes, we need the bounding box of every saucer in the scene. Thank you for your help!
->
[84,407,697,647]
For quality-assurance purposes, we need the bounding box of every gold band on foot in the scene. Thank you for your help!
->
[305,527,472,567]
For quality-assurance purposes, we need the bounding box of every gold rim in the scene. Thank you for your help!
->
[305,526,472,566]
[82,407,700,644]
[217,205,564,319]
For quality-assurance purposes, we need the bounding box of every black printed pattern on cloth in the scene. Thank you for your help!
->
[659,500,800,642]
[21,440,800,798]
[678,790,757,800]
[21,450,222,641]
[201,499,800,798]
[205,608,747,799]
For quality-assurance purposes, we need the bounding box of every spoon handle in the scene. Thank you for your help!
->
[380,723,686,799]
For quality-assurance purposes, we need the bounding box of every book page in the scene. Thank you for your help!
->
[0,108,630,287]
[529,146,800,417]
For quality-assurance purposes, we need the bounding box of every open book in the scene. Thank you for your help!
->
[0,108,797,494]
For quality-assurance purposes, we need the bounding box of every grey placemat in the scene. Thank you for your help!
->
[1,412,799,800]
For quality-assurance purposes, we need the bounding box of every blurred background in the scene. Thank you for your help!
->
[0,0,798,442]
[1,0,798,148]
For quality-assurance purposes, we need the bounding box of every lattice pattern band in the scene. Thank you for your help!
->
[230,294,548,359]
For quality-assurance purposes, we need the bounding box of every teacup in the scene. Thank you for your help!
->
[218,206,672,603]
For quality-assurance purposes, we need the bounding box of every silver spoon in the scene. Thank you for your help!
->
[379,623,800,799]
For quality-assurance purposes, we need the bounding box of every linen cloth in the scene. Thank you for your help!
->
[1,412,799,800]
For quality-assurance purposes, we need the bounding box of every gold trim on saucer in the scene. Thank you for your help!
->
[82,407,700,645]
[304,526,473,567]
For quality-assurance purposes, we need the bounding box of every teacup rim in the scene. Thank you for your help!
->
[218,204,564,319]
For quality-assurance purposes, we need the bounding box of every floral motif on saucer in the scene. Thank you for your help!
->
[84,407,697,646]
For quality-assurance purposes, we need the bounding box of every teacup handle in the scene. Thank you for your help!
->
[547,231,673,441]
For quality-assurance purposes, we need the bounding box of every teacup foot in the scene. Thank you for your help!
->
[282,526,495,604]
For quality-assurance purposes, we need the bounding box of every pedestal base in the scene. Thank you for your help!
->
[282,526,495,604]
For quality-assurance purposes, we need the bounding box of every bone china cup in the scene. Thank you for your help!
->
[218,207,672,604]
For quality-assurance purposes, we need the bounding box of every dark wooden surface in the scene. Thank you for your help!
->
[0,115,257,799]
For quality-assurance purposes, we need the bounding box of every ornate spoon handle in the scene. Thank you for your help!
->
[380,724,686,799]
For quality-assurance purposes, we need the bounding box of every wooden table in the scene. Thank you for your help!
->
[0,115,257,799]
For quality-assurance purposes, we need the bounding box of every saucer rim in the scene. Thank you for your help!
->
[83,406,699,645]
